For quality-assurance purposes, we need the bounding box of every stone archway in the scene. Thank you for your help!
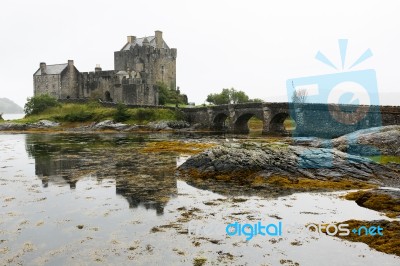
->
[105,91,112,102]
[212,113,229,131]
[269,112,294,134]
[233,113,259,134]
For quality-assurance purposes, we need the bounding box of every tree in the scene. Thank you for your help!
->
[157,82,188,106]
[248,98,263,103]
[113,103,130,122]
[231,90,249,104]
[206,88,260,105]
[24,94,59,116]
[291,89,308,103]
[206,89,230,105]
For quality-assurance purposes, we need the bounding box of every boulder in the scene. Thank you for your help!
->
[0,122,28,131]
[31,120,60,128]
[331,126,400,156]
[93,120,129,130]
[179,142,400,185]
[147,121,172,131]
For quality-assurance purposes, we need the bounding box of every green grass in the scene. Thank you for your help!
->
[11,102,182,125]
[368,155,400,164]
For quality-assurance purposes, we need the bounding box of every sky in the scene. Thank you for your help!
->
[1,0,400,108]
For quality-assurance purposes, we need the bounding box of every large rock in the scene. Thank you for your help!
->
[0,120,60,130]
[31,120,60,128]
[179,142,400,185]
[330,126,400,156]
[147,121,172,131]
[92,120,130,130]
[146,121,190,131]
[0,122,28,130]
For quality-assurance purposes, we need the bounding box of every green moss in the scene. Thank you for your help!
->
[182,168,257,182]
[193,257,207,266]
[264,176,376,191]
[182,170,376,192]
[367,155,400,165]
[327,220,400,257]
[344,190,400,218]
[141,141,215,155]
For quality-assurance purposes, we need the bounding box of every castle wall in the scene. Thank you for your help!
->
[33,74,61,98]
[80,70,115,101]
[60,62,80,99]
[120,84,158,105]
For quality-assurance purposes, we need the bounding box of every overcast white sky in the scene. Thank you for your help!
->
[1,0,399,107]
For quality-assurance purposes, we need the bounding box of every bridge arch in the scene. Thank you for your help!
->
[233,112,264,134]
[269,112,296,134]
[212,112,229,131]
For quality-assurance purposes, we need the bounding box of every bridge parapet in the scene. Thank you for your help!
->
[181,102,400,137]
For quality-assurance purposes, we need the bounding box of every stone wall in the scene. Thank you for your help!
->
[34,74,61,99]
[120,84,158,105]
[80,70,115,101]
[60,61,80,99]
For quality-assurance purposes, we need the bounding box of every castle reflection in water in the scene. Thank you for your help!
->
[25,134,178,215]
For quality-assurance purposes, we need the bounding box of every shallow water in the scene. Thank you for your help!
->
[1,113,25,120]
[0,133,399,265]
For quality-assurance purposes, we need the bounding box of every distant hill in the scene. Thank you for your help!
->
[0,98,24,114]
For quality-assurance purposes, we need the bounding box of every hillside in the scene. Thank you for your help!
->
[0,98,24,114]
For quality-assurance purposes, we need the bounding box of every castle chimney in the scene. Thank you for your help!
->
[40,62,46,74]
[155,30,163,49]
[127,36,136,44]
[95,64,102,73]
[68,60,74,67]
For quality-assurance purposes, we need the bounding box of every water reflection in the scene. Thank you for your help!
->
[25,133,178,214]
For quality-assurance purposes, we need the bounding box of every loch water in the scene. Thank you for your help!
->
[0,133,399,265]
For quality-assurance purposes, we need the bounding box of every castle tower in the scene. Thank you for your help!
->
[114,30,177,90]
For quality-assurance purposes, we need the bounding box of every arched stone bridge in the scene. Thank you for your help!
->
[182,102,400,137]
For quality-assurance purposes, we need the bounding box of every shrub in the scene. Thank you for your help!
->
[174,109,186,121]
[134,108,156,122]
[63,110,93,122]
[113,103,130,122]
[24,94,60,116]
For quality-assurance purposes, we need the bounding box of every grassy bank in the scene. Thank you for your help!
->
[9,102,183,125]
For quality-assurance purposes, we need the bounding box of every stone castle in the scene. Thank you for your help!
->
[33,31,177,105]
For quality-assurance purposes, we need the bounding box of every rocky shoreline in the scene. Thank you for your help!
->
[177,126,400,197]
[0,119,194,132]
